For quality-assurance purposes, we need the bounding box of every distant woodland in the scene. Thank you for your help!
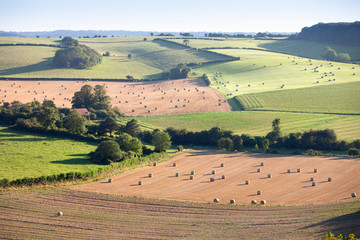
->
[294,22,360,46]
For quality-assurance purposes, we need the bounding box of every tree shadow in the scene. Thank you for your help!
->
[0,57,55,76]
[302,211,360,237]
[50,157,93,165]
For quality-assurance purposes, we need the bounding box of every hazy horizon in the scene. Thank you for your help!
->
[1,0,359,33]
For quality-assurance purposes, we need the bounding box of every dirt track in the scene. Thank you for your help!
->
[71,150,360,205]
[0,78,231,116]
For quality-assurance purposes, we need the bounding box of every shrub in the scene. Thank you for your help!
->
[177,145,184,151]
[217,138,233,151]
[348,148,359,156]
[306,149,322,155]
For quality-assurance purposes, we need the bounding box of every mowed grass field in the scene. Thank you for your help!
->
[0,126,98,181]
[136,111,360,141]
[236,81,360,114]
[0,188,359,240]
[0,37,229,79]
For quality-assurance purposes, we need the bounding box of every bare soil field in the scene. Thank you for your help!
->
[0,78,230,116]
[0,188,359,239]
[71,150,360,205]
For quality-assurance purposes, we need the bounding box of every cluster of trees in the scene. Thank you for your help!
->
[53,36,102,69]
[165,119,360,155]
[321,47,351,62]
[205,32,289,38]
[294,22,360,46]
[72,84,111,110]
[162,63,191,79]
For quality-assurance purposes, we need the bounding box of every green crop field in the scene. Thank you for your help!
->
[136,111,360,141]
[0,126,98,181]
[236,81,360,114]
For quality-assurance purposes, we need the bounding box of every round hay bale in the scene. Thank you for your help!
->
[148,173,152,178]
[220,163,224,167]
[328,177,332,182]
[312,182,316,186]
[108,178,112,183]
[57,212,63,216]
[190,175,194,180]
[191,170,195,175]
[138,180,142,185]
[173,162,176,167]
[245,180,249,185]
[297,168,301,172]
[175,173,179,177]
[210,177,215,182]
[314,168,318,173]
[260,162,264,166]
[153,162,157,166]
[351,192,357,198]
[257,190,262,195]
[267,174,271,178]
[251,200,257,204]
[260,200,266,205]
[222,175,225,179]
[257,168,261,172]
[287,169,291,173]
[212,170,216,174]
[230,199,235,204]
[213,198,220,203]
[310,177,314,181]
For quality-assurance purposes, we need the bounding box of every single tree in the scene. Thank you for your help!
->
[321,47,337,61]
[266,118,281,144]
[65,110,87,135]
[262,139,270,152]
[116,133,143,155]
[128,53,132,59]
[123,119,141,136]
[217,137,233,151]
[183,39,190,46]
[42,99,56,108]
[336,53,351,62]
[72,84,94,109]
[232,135,243,150]
[37,107,59,129]
[91,140,123,164]
[152,131,171,152]
[99,117,119,136]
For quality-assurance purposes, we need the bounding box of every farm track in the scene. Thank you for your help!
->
[0,188,359,239]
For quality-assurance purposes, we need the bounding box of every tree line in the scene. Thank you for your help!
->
[292,21,360,46]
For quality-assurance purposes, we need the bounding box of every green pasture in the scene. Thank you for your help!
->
[0,126,98,181]
[236,81,360,114]
[136,111,360,141]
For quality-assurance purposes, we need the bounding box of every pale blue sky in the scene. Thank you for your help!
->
[0,0,359,32]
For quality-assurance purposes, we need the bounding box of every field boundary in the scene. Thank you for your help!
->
[0,43,63,48]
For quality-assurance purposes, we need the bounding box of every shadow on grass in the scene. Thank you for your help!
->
[0,57,54,76]
[302,210,360,237]
[50,157,93,165]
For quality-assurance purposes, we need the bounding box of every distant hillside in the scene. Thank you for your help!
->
[295,22,360,46]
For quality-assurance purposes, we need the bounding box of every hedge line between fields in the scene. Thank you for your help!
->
[0,151,168,188]
[0,43,63,48]
[0,77,148,82]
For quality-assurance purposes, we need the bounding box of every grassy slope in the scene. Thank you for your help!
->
[0,37,228,79]
[0,188,359,239]
[136,111,360,141]
[0,126,98,180]
[236,81,360,114]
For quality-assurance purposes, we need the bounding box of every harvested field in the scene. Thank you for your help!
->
[71,150,360,205]
[0,188,359,239]
[0,78,230,116]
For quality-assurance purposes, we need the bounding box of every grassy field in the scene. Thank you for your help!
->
[0,188,359,239]
[0,37,229,79]
[236,81,360,114]
[0,126,98,181]
[136,111,360,141]
[169,38,360,60]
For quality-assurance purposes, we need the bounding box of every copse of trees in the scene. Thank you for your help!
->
[295,21,360,46]
[162,63,191,80]
[321,47,351,62]
[72,84,111,110]
[54,36,102,69]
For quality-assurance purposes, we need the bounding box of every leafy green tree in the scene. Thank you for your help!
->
[65,110,87,135]
[262,139,270,152]
[123,119,141,136]
[183,39,190,46]
[217,137,233,151]
[162,64,191,80]
[348,148,359,156]
[92,85,111,110]
[72,85,94,109]
[266,118,281,144]
[37,107,59,129]
[152,130,172,152]
[116,133,143,155]
[103,51,111,56]
[336,53,351,62]
[99,117,118,136]
[54,45,102,69]
[232,135,243,150]
[90,140,123,164]
[128,53,132,59]
[61,36,79,47]
[321,47,337,61]
[42,99,56,108]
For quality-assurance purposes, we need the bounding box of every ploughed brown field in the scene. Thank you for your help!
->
[71,150,360,205]
[0,78,231,116]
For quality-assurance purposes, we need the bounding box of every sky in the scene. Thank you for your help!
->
[0,0,359,33]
